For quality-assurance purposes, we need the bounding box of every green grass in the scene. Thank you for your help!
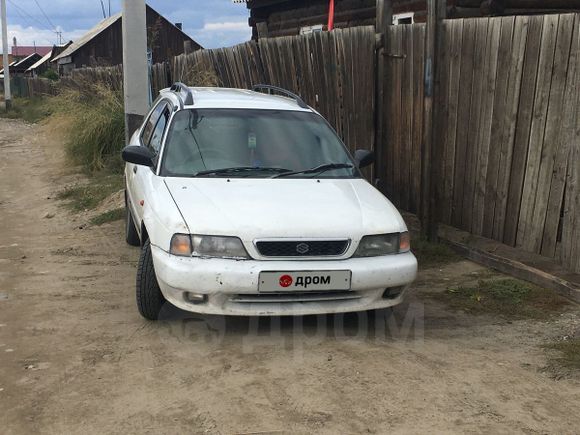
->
[57,173,124,212]
[545,338,580,372]
[91,207,125,226]
[412,237,461,268]
[433,278,569,319]
[0,97,52,123]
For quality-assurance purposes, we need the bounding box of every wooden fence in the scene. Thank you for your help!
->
[380,13,579,272]
[170,27,376,154]
[23,28,376,157]
[16,15,580,273]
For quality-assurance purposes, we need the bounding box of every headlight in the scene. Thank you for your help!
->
[354,232,410,257]
[170,234,250,259]
[193,235,249,259]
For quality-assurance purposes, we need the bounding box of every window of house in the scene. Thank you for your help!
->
[300,24,324,35]
[393,13,414,25]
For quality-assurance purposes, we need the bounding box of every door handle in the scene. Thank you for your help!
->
[133,166,138,174]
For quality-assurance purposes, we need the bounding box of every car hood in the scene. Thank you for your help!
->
[164,177,406,241]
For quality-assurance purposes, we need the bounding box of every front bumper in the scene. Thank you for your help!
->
[151,245,418,316]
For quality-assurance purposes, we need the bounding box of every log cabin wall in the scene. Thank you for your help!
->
[68,7,201,68]
[245,0,580,38]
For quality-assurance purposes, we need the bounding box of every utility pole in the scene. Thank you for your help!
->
[420,0,445,240]
[122,0,149,143]
[1,0,11,111]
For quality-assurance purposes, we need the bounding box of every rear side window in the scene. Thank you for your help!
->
[141,102,169,152]
[148,106,170,154]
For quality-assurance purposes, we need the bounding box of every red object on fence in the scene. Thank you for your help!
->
[327,0,335,31]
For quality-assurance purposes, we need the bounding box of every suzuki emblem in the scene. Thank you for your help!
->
[296,243,310,254]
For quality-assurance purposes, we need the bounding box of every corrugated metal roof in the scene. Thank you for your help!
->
[11,46,52,57]
[13,53,40,68]
[0,60,17,75]
[52,12,122,63]
[26,50,53,72]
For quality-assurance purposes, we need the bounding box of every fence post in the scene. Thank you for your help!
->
[375,0,392,190]
[421,0,445,240]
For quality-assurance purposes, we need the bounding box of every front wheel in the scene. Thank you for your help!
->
[136,240,166,320]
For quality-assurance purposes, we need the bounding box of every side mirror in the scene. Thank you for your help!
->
[122,145,155,167]
[354,149,375,169]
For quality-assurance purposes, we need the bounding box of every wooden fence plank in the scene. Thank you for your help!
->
[545,14,580,260]
[401,24,414,211]
[503,15,544,246]
[481,16,514,238]
[411,24,426,214]
[517,14,559,251]
[492,15,529,241]
[452,18,476,227]
[461,18,489,232]
[384,26,397,200]
[441,19,463,224]
[472,17,501,236]
[392,25,404,207]
[528,14,574,256]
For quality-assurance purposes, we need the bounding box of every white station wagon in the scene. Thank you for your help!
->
[122,84,417,320]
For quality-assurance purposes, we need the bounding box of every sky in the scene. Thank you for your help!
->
[2,0,251,50]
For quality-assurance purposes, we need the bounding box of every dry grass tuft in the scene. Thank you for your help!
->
[49,81,125,173]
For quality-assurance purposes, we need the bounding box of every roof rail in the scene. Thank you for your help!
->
[252,84,309,109]
[170,82,194,106]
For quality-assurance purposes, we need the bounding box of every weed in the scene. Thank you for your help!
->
[40,69,59,81]
[58,173,124,212]
[433,278,569,319]
[412,237,460,268]
[91,208,125,226]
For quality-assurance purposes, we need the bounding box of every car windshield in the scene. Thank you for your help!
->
[160,109,359,178]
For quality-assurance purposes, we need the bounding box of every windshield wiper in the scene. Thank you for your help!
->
[194,167,292,177]
[271,163,354,178]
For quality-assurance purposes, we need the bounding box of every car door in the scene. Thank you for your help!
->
[127,100,171,230]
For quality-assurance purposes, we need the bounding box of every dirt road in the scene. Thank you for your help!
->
[1,118,579,434]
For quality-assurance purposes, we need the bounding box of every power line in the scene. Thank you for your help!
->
[99,0,106,19]
[7,0,63,45]
[7,3,35,28]
[6,0,50,30]
[32,0,56,31]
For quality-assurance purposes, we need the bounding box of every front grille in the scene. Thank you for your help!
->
[231,291,360,304]
[255,240,349,257]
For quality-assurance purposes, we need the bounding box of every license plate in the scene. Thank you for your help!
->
[259,270,351,292]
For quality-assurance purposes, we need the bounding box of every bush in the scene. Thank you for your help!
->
[51,82,125,173]
[40,69,59,81]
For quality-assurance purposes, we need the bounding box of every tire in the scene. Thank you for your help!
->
[125,191,141,247]
[136,240,166,320]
